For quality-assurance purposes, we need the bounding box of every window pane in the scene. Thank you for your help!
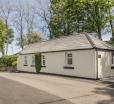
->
[67,54,72,57]
[66,53,73,65]
[42,55,45,66]
[43,56,45,59]
[32,56,35,65]
[43,60,45,66]
[24,56,27,65]
[67,58,72,65]
[112,53,114,64]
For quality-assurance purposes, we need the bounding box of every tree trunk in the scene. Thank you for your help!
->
[1,45,5,56]
[110,19,114,40]
[48,25,53,39]
[67,23,70,35]
[20,34,24,49]
[20,20,24,49]
[97,27,102,40]
[5,19,9,55]
[109,9,114,40]
[96,19,102,40]
[5,42,8,55]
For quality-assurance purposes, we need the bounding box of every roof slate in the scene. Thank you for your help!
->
[20,33,114,54]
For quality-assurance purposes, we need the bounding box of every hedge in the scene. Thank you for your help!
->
[35,53,41,73]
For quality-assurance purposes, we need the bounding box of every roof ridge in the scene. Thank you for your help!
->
[84,33,96,48]
[99,40,112,49]
[85,33,114,49]
[88,34,113,49]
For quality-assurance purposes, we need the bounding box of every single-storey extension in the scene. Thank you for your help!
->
[17,33,114,79]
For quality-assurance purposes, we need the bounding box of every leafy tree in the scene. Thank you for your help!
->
[0,20,14,56]
[27,31,43,44]
[49,0,114,40]
[16,35,27,48]
[107,0,114,40]
[83,0,109,39]
[4,28,14,55]
[0,20,7,56]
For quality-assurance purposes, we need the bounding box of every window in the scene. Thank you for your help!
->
[98,54,101,58]
[42,55,45,66]
[31,55,35,66]
[112,53,114,65]
[66,53,73,65]
[24,56,27,66]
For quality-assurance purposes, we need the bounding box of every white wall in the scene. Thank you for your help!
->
[17,54,36,72]
[17,50,114,79]
[98,51,114,78]
[41,49,97,79]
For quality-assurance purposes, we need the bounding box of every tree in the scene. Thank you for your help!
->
[24,3,38,41]
[0,20,13,56]
[49,0,67,38]
[27,31,43,44]
[0,0,14,55]
[13,2,26,49]
[35,0,52,39]
[0,20,6,56]
[16,35,27,48]
[107,0,114,40]
[4,28,14,55]
[83,0,109,40]
[0,0,13,27]
[49,0,113,40]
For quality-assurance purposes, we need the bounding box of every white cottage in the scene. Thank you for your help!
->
[17,33,114,79]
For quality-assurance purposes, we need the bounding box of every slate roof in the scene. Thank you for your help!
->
[20,33,114,54]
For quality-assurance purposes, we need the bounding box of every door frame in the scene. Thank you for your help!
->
[98,54,102,79]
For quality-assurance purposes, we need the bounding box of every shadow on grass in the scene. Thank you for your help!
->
[93,81,114,104]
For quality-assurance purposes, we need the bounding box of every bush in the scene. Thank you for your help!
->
[12,61,17,68]
[35,53,41,73]
[0,55,17,68]
[0,64,5,67]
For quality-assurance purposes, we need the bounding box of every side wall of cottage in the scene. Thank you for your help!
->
[97,51,114,78]
[17,54,36,72]
[40,49,97,79]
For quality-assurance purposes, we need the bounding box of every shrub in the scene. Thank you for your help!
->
[35,53,41,73]
[0,55,17,67]
[0,64,5,67]
[12,61,17,68]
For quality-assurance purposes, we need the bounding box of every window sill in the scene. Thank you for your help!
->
[42,66,46,67]
[111,66,114,69]
[24,64,28,66]
[31,65,35,67]
[64,66,74,69]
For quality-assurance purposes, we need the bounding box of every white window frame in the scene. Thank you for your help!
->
[112,53,114,66]
[42,55,46,66]
[24,56,27,65]
[31,55,35,66]
[65,52,73,66]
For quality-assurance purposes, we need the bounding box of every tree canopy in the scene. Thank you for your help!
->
[49,0,114,40]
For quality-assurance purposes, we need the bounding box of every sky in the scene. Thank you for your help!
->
[0,0,112,56]
[0,0,50,56]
